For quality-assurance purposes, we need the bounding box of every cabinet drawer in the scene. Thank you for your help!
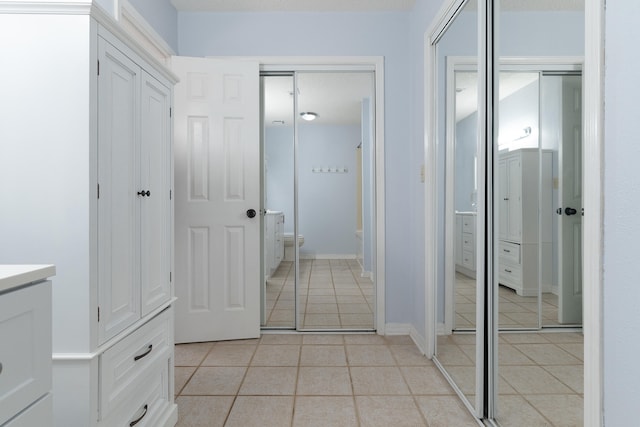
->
[0,282,51,426]
[4,394,52,427]
[462,216,475,233]
[499,241,520,264]
[461,250,475,270]
[498,263,522,286]
[462,232,474,251]
[100,308,172,419]
[102,354,171,427]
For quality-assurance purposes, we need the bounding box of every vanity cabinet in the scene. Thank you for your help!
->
[0,266,55,427]
[0,5,177,427]
[497,149,551,296]
[265,211,284,277]
[455,213,476,278]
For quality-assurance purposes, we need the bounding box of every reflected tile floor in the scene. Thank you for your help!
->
[265,259,374,329]
[175,334,480,427]
[436,331,584,427]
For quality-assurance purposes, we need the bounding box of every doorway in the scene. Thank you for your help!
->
[261,70,377,331]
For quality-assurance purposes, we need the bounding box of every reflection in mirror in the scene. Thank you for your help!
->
[436,0,479,413]
[262,75,295,328]
[296,72,375,330]
[495,1,584,426]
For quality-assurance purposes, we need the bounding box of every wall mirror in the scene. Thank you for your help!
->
[261,71,376,331]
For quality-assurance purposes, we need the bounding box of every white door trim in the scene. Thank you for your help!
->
[211,56,386,334]
[583,1,604,425]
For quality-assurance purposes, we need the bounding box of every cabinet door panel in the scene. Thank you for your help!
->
[98,38,141,343]
[140,71,172,316]
[498,160,508,240]
[507,156,522,241]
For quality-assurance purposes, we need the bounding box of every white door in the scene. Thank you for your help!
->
[172,56,261,343]
[558,75,583,324]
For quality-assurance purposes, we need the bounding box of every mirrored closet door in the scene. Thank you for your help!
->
[261,71,376,331]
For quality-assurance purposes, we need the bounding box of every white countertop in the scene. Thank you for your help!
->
[0,264,56,293]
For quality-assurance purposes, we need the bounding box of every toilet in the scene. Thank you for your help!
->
[283,232,304,261]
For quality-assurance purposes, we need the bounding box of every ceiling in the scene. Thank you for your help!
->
[263,73,374,126]
[171,0,416,12]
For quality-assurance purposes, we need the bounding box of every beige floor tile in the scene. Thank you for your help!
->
[449,334,476,345]
[251,344,300,366]
[201,343,256,366]
[501,333,551,344]
[175,366,196,395]
[389,345,432,366]
[300,345,347,366]
[384,335,414,345]
[350,366,410,395]
[514,344,582,365]
[544,365,584,394]
[304,313,341,327]
[292,396,358,427]
[260,334,303,345]
[268,309,295,323]
[307,296,338,304]
[415,395,479,427]
[174,342,214,366]
[442,366,475,396]
[557,343,584,361]
[336,295,367,303]
[340,313,374,327]
[297,367,353,395]
[225,396,294,427]
[496,395,552,426]
[338,303,372,313]
[343,334,387,345]
[401,366,456,395]
[175,396,234,427]
[436,344,474,366]
[356,396,427,427]
[305,303,339,314]
[543,332,584,343]
[500,365,573,394]
[239,367,297,395]
[525,394,583,427]
[499,343,536,365]
[181,367,246,395]
[308,288,337,296]
[346,345,395,366]
[302,334,344,345]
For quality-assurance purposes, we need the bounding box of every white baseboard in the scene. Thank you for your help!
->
[410,325,427,355]
[299,254,357,260]
[384,323,412,335]
[437,322,446,336]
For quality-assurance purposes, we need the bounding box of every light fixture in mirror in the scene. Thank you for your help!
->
[300,111,318,121]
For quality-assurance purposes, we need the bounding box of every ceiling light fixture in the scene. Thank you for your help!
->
[300,112,318,121]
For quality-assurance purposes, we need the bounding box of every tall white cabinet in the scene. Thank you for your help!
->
[0,4,177,427]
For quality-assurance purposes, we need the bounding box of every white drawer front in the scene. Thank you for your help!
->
[462,232,474,252]
[100,308,171,419]
[102,354,171,427]
[499,263,522,286]
[461,250,475,270]
[4,394,52,427]
[462,215,475,233]
[499,241,520,264]
[0,282,51,426]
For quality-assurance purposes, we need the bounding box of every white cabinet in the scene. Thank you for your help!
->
[264,211,284,278]
[455,213,476,278]
[497,149,551,296]
[0,6,177,427]
[0,266,54,427]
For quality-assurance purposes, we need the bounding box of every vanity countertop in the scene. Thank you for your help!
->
[455,211,477,215]
[0,264,56,293]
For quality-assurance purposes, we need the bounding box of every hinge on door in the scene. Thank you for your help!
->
[97,306,100,322]
[97,60,100,76]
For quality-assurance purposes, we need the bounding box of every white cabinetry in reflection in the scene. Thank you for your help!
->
[0,6,177,427]
[265,211,285,277]
[497,149,551,296]
[455,213,476,278]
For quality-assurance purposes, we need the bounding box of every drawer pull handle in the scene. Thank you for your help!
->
[134,344,153,362]
[129,404,148,426]
[503,249,511,253]
[505,269,512,273]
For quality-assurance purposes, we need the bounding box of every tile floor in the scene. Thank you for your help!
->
[436,331,583,427]
[175,334,480,427]
[264,259,375,329]
[455,272,566,329]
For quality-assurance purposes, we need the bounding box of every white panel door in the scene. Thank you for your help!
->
[97,38,141,344]
[172,56,260,343]
[559,76,583,324]
[140,71,172,316]
[507,156,522,242]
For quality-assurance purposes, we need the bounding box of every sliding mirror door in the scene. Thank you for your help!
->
[494,1,585,425]
[295,71,375,331]
[262,74,296,328]
[434,0,482,415]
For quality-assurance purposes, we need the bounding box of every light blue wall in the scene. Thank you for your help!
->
[603,2,640,423]
[264,126,294,230]
[361,98,374,273]
[455,113,478,213]
[178,10,414,324]
[128,0,178,52]
[299,124,360,256]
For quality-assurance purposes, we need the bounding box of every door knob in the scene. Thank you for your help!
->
[246,209,257,218]
[565,207,577,216]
